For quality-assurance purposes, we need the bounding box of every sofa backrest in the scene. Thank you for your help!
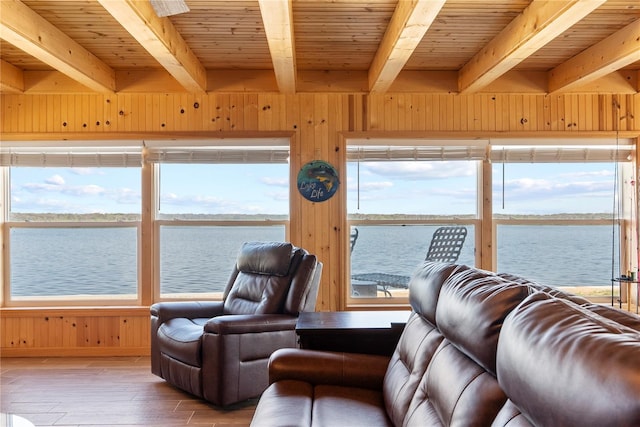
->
[498,271,640,332]
[387,261,640,427]
[496,292,640,426]
[223,241,321,315]
[386,262,534,426]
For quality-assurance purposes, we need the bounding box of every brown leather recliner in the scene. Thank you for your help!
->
[150,241,322,406]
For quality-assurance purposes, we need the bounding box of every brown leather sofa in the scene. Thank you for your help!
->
[251,262,640,426]
[150,241,322,407]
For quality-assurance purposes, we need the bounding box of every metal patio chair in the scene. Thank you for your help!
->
[351,226,467,297]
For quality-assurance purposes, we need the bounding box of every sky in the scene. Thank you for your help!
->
[9,160,619,216]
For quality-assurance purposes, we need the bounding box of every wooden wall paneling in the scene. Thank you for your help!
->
[67,95,82,132]
[466,95,475,131]
[2,92,640,354]
[334,95,349,310]
[410,94,423,132]
[312,94,328,309]
[446,94,455,130]
[541,95,550,131]
[149,94,159,132]
[22,95,33,133]
[176,94,188,131]
[522,95,531,131]
[128,94,140,133]
[39,316,52,349]
[46,95,54,132]
[242,93,259,130]
[630,94,638,131]
[590,94,600,132]
[227,93,241,131]
[579,94,588,131]
[500,95,511,132]
[366,94,377,130]
[4,317,19,348]
[77,316,91,347]
[73,93,84,132]
[569,95,579,131]
[429,94,438,131]
[125,94,135,132]
[18,316,33,348]
[286,96,301,245]
[488,95,498,132]
[548,94,559,131]
[320,94,339,311]
[35,95,45,133]
[158,93,170,131]
[79,94,88,132]
[300,93,320,285]
[257,93,274,131]
[618,95,630,131]
[203,93,218,131]
[451,95,461,132]
[106,316,120,347]
[404,93,414,130]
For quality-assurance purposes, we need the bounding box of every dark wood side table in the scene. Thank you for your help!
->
[296,310,410,356]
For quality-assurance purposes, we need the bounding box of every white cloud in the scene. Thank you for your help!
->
[70,167,102,176]
[364,161,474,180]
[261,177,288,187]
[45,174,65,185]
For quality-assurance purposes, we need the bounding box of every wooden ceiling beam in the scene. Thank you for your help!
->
[98,0,207,94]
[0,59,24,93]
[258,0,296,94]
[369,0,445,94]
[458,0,606,94]
[548,18,640,93]
[0,0,116,93]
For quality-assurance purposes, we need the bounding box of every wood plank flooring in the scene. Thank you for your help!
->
[0,357,256,427]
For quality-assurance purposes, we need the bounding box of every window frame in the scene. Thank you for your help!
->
[147,140,292,302]
[345,138,485,305]
[344,137,635,308]
[1,142,144,307]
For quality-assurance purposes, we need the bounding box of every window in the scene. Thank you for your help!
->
[2,144,142,304]
[491,141,633,291]
[347,141,482,299]
[147,142,290,299]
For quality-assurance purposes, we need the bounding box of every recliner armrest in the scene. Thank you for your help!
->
[268,348,390,390]
[204,314,297,335]
[150,301,224,323]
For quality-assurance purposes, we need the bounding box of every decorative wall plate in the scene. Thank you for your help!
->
[297,160,339,202]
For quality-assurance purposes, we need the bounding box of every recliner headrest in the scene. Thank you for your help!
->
[236,241,295,276]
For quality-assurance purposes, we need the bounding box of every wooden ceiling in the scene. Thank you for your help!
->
[1,0,639,95]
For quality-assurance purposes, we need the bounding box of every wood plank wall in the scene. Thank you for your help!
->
[1,92,638,357]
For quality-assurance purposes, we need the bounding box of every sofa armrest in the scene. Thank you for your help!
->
[268,348,390,390]
[150,301,224,323]
[204,314,297,335]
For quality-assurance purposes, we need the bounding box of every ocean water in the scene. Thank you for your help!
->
[9,224,618,297]
[350,224,619,287]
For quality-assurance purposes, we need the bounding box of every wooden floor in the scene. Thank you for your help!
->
[0,357,256,427]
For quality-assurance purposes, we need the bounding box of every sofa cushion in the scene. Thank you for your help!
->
[436,267,531,375]
[157,317,208,367]
[250,380,313,427]
[497,292,640,427]
[313,385,391,427]
[404,340,506,426]
[383,312,445,426]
